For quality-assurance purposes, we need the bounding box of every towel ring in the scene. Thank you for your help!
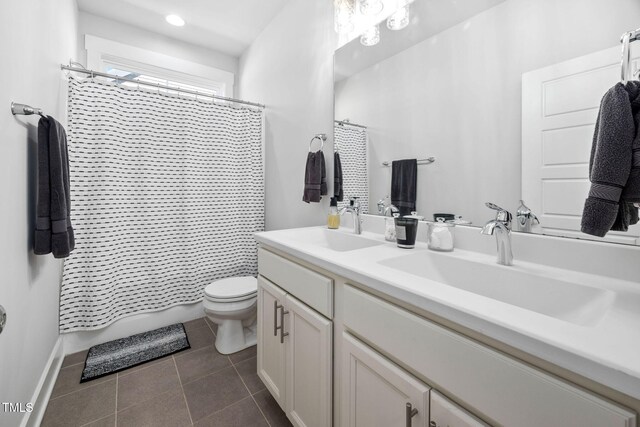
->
[622,32,632,84]
[309,134,327,152]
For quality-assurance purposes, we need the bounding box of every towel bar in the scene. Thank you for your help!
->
[382,157,435,167]
[11,101,44,117]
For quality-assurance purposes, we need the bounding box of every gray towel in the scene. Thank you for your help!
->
[34,116,75,258]
[391,159,417,217]
[302,150,327,203]
[581,82,640,237]
[334,151,343,202]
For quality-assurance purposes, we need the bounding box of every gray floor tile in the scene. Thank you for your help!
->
[117,358,181,411]
[183,317,208,332]
[81,414,115,427]
[228,345,256,364]
[253,389,292,427]
[175,345,232,385]
[41,379,116,427]
[204,317,218,335]
[116,353,175,376]
[193,396,268,427]
[62,350,88,368]
[234,357,265,394]
[50,363,114,399]
[116,389,191,427]
[183,366,249,422]
[183,325,216,354]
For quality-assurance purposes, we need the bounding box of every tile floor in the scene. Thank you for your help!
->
[41,317,292,427]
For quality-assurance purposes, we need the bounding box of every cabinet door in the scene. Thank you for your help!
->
[257,275,288,409]
[430,391,489,427]
[285,294,332,427]
[341,332,430,427]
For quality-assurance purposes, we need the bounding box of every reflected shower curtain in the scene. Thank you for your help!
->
[60,77,264,332]
[334,124,368,213]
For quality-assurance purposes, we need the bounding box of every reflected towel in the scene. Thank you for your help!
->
[302,150,327,203]
[391,159,417,217]
[334,151,343,202]
[34,116,75,258]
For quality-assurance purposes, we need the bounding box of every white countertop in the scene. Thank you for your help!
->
[255,226,640,401]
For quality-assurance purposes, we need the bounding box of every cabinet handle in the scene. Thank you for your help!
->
[406,403,418,427]
[429,422,437,427]
[280,307,289,344]
[274,301,286,338]
[273,301,280,337]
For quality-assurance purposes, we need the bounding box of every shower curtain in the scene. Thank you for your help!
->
[60,77,264,332]
[334,124,369,213]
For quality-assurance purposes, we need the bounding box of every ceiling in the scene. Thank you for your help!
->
[76,0,291,57]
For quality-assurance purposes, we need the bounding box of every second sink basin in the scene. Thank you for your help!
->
[379,252,615,327]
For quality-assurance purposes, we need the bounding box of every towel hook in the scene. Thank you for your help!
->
[309,134,327,152]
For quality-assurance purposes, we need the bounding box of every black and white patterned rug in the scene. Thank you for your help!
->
[80,323,190,382]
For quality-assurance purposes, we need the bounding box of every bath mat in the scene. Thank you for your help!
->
[80,323,190,382]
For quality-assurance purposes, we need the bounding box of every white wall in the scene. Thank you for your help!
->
[0,1,78,425]
[239,0,337,231]
[335,0,640,225]
[78,11,238,76]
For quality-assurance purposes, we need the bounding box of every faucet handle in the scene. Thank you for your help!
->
[485,202,512,225]
[350,197,361,208]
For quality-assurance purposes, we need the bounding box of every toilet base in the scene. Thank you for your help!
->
[214,319,257,355]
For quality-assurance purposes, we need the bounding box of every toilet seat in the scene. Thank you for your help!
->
[204,276,257,302]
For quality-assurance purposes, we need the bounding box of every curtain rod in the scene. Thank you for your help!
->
[60,65,265,109]
[334,119,367,129]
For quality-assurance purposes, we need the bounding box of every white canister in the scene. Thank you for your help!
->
[426,218,455,251]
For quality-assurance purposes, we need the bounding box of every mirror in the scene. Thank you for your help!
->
[334,0,640,245]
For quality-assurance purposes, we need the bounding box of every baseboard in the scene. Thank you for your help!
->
[22,336,64,427]
[63,302,203,355]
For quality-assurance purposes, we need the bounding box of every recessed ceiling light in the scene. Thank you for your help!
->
[165,14,185,27]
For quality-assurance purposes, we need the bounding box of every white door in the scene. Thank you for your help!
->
[341,332,430,427]
[285,294,332,427]
[430,390,489,427]
[257,275,287,409]
[522,44,640,244]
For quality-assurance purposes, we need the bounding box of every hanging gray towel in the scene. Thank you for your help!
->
[302,150,327,203]
[34,116,75,258]
[581,82,640,237]
[391,159,417,217]
[334,151,343,202]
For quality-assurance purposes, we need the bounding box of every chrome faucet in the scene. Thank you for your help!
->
[515,199,540,233]
[480,202,513,266]
[339,197,363,234]
[377,195,399,217]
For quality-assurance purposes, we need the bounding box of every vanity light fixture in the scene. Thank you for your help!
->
[360,24,380,46]
[386,4,410,30]
[165,14,185,27]
[334,0,355,34]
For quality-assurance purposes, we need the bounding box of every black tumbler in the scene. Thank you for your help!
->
[394,217,419,249]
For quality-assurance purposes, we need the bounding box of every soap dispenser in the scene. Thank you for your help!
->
[328,197,340,229]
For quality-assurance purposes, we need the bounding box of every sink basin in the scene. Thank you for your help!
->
[286,228,383,252]
[306,228,383,252]
[379,252,615,326]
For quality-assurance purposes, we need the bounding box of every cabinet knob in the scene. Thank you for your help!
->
[406,402,418,427]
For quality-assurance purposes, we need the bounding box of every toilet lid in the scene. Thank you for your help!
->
[205,276,257,300]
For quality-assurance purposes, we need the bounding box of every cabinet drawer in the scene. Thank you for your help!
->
[258,247,333,318]
[430,390,488,427]
[343,285,636,427]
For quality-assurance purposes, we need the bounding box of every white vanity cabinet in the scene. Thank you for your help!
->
[257,248,333,427]
[341,332,430,427]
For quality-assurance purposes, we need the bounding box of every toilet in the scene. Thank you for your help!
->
[203,276,258,355]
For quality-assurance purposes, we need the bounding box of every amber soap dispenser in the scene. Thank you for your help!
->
[328,197,340,229]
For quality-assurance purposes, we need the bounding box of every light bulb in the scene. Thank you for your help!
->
[360,25,380,46]
[359,0,383,16]
[165,15,185,27]
[386,5,410,31]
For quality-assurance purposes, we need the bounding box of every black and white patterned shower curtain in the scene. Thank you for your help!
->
[334,124,368,213]
[60,77,264,332]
